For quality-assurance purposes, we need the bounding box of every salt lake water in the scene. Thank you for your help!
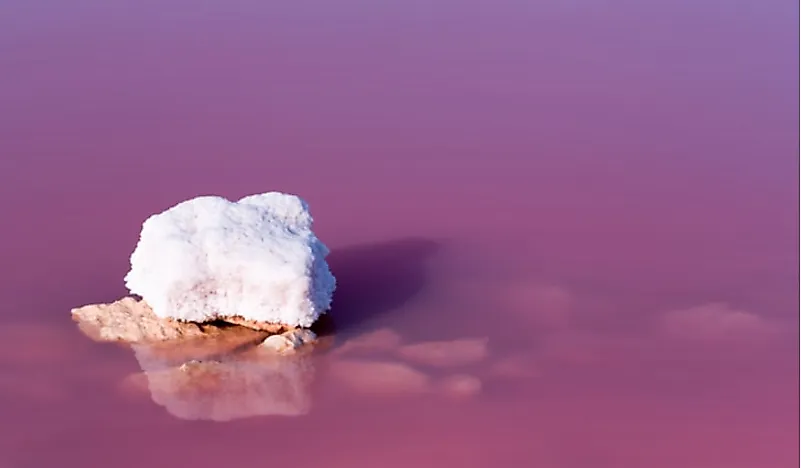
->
[0,0,797,467]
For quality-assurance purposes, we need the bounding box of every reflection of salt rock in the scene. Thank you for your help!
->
[130,345,314,421]
[662,302,780,341]
[71,297,270,344]
[438,374,482,398]
[261,329,318,355]
[123,192,336,331]
[137,327,271,365]
[332,328,403,356]
[396,338,488,367]
[119,372,151,399]
[329,359,431,396]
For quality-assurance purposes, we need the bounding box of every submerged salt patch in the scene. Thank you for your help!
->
[329,360,432,395]
[438,374,482,398]
[331,328,403,356]
[396,337,489,367]
[124,192,336,328]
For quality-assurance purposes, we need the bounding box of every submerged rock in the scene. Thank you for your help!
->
[396,337,489,368]
[328,358,484,400]
[123,192,336,331]
[331,328,403,356]
[437,374,482,398]
[329,359,431,396]
[489,355,540,379]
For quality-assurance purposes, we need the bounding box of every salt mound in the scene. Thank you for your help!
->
[124,192,336,329]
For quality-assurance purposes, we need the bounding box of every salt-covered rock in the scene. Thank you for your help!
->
[124,192,336,330]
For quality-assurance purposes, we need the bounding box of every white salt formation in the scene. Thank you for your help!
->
[124,192,336,329]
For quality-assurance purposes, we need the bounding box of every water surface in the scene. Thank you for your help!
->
[0,0,797,467]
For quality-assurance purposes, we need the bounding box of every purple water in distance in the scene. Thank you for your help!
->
[0,0,797,467]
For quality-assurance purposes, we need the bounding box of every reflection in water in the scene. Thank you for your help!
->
[123,330,507,421]
[130,344,315,421]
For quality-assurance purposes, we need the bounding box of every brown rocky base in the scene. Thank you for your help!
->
[71,297,295,342]
[71,297,319,363]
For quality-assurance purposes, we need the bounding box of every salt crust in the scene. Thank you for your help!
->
[124,192,335,328]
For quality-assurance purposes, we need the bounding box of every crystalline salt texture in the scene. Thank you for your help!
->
[124,192,336,328]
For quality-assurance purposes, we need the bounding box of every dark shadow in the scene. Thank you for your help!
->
[318,237,442,335]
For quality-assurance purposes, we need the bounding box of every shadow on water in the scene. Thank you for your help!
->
[320,237,442,334]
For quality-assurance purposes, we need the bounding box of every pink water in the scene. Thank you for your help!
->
[0,0,798,466]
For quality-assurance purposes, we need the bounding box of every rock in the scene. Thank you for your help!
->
[329,359,431,396]
[220,316,287,333]
[72,296,274,365]
[72,297,224,343]
[123,192,336,331]
[332,328,402,356]
[438,374,482,398]
[260,329,318,355]
[128,345,314,421]
[396,337,489,368]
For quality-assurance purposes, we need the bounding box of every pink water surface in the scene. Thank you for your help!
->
[0,0,798,467]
